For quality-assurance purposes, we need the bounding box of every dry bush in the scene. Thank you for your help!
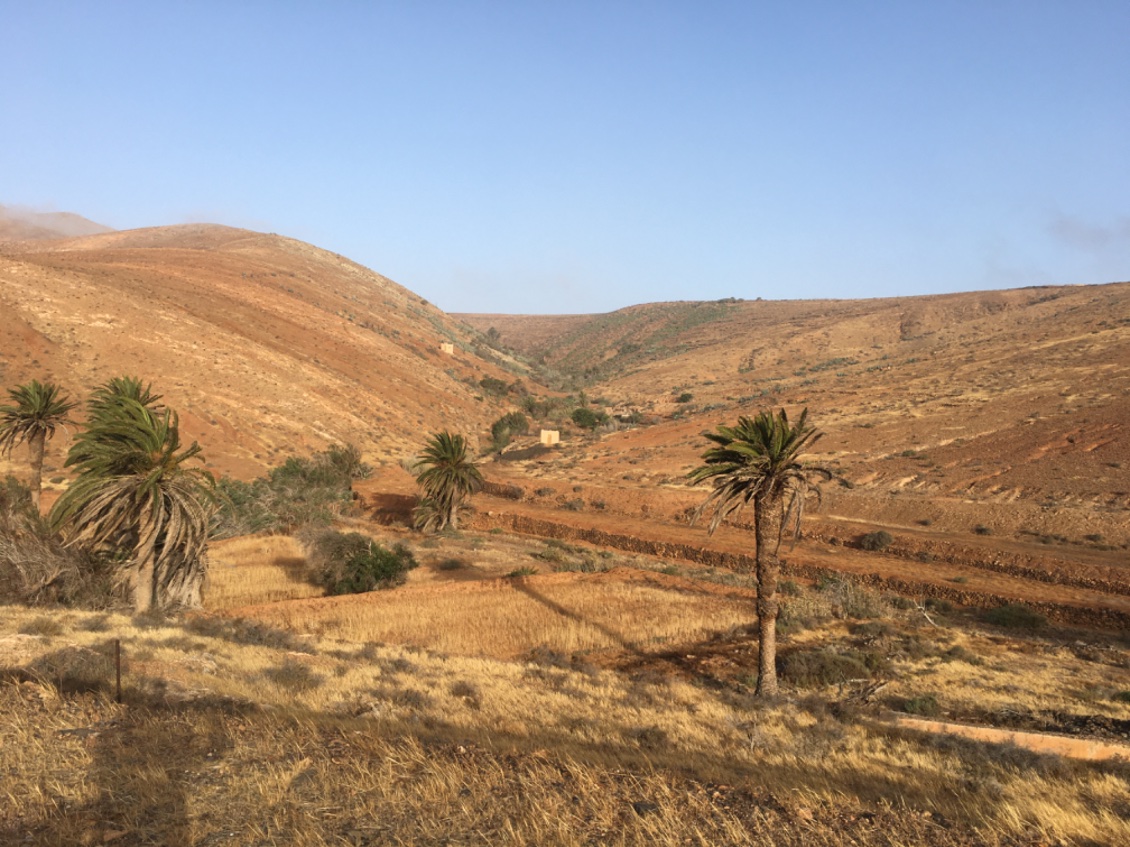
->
[212,444,370,537]
[818,575,889,619]
[0,476,120,608]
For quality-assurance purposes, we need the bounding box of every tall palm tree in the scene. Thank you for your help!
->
[51,390,216,613]
[0,380,76,513]
[688,408,831,696]
[412,431,483,532]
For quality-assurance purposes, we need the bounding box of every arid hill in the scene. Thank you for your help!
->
[462,283,1130,546]
[3,208,1126,553]
[0,223,517,482]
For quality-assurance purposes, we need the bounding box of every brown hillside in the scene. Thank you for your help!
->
[462,283,1130,559]
[0,224,516,482]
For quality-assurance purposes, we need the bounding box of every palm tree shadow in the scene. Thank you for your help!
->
[511,579,754,690]
[511,579,643,657]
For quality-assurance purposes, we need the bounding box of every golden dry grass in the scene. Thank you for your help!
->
[3,597,1129,845]
[225,569,757,660]
[205,534,325,609]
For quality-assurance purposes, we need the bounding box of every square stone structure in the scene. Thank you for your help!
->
[440,342,455,355]
[540,429,560,446]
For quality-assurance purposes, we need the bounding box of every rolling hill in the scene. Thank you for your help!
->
[0,223,518,483]
[461,283,1130,544]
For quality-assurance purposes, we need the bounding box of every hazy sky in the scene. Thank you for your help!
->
[3,2,1128,314]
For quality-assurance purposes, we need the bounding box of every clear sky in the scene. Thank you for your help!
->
[3,2,1128,314]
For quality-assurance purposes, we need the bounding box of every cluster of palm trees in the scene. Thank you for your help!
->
[1,377,216,613]
[5,374,825,697]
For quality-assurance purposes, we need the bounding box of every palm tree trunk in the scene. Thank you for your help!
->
[28,430,46,513]
[753,492,782,696]
[134,556,156,614]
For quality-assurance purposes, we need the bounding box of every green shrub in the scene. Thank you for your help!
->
[984,603,1046,630]
[479,377,508,397]
[973,524,992,536]
[902,694,941,717]
[489,411,529,451]
[507,566,538,578]
[213,444,370,536]
[859,530,893,551]
[676,392,694,403]
[570,407,605,429]
[304,530,417,595]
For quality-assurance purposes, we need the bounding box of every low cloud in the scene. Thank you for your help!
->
[1047,214,1130,252]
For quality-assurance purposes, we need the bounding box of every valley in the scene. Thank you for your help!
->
[2,216,1128,845]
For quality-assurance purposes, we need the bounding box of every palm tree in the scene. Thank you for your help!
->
[412,431,483,532]
[0,380,76,513]
[51,390,216,613]
[688,408,831,696]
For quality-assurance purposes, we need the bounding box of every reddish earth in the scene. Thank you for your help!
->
[356,464,1130,631]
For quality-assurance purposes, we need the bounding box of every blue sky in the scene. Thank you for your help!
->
[3,2,1128,314]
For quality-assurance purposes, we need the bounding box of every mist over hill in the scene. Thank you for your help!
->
[0,205,114,241]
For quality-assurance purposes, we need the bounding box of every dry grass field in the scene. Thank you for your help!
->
[5,523,1129,845]
[223,568,759,660]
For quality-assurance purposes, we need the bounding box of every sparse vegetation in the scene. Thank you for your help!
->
[4,247,1130,846]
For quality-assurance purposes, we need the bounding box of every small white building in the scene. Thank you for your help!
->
[540,429,560,447]
[440,342,455,355]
